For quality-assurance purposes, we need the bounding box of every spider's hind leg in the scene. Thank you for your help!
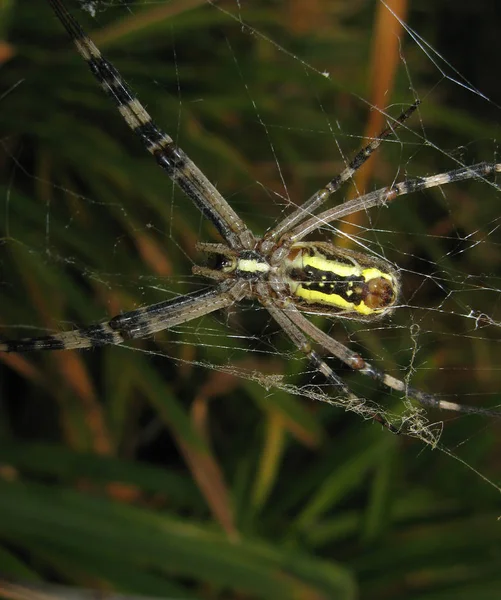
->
[308,349,400,433]
[264,298,400,432]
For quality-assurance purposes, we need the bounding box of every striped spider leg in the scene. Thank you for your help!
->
[1,0,500,435]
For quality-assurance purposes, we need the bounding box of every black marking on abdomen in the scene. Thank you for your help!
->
[289,266,364,304]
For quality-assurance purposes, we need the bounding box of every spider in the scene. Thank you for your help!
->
[2,0,500,434]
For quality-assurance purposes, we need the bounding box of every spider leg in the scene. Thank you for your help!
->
[279,302,501,419]
[262,102,419,247]
[289,162,501,242]
[309,350,400,433]
[47,0,253,250]
[263,299,398,432]
[0,284,244,353]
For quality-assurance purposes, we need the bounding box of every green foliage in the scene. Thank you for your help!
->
[0,1,500,598]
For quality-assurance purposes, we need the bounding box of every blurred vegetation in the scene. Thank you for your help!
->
[0,1,500,599]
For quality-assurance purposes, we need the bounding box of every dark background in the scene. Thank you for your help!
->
[0,1,500,598]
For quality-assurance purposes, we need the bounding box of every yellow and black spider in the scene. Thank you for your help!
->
[2,0,500,433]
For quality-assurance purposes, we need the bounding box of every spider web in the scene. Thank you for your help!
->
[0,0,500,571]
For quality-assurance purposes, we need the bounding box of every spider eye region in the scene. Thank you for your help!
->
[283,242,399,318]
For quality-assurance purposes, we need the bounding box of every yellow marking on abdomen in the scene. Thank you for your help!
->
[284,242,398,316]
[293,284,375,315]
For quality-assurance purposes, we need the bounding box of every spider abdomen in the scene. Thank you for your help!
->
[282,242,399,318]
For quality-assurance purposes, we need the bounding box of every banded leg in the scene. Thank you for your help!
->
[0,284,244,352]
[264,301,399,432]
[280,302,501,419]
[289,162,501,242]
[262,102,419,248]
[47,0,254,250]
